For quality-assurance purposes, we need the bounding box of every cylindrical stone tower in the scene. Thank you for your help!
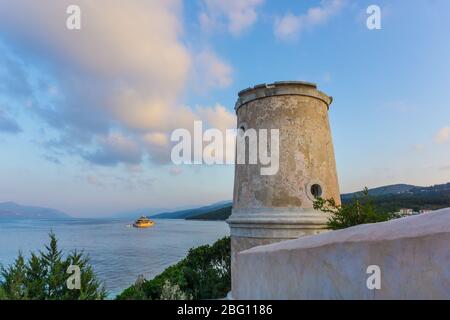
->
[227,81,340,292]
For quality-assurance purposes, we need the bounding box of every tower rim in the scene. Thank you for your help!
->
[235,81,333,113]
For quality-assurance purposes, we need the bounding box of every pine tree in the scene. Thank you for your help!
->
[40,232,65,299]
[25,253,46,299]
[63,251,106,300]
[0,233,106,300]
[0,252,28,299]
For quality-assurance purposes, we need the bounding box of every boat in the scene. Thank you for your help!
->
[133,216,155,228]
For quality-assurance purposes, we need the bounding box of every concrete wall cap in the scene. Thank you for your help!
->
[235,81,332,113]
[240,207,450,255]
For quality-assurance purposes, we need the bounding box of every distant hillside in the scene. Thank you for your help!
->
[351,183,450,213]
[150,201,232,219]
[186,206,232,221]
[110,207,169,220]
[185,183,450,221]
[0,202,70,219]
[341,184,418,200]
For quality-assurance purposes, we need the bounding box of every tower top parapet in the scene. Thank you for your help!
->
[235,81,332,112]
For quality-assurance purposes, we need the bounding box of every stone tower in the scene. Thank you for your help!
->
[227,81,340,292]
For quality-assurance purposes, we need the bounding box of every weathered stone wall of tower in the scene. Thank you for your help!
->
[228,81,341,293]
[233,89,340,210]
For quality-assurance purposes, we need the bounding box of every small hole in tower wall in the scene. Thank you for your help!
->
[311,184,322,199]
[238,122,247,133]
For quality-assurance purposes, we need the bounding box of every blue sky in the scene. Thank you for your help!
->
[0,0,450,217]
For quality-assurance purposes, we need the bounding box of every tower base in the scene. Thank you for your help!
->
[227,207,330,294]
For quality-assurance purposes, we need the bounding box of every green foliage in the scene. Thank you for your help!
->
[0,232,106,300]
[160,280,192,300]
[64,250,106,300]
[0,252,27,300]
[314,188,399,230]
[117,236,230,300]
[25,253,46,299]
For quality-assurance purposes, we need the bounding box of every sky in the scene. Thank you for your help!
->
[0,0,450,217]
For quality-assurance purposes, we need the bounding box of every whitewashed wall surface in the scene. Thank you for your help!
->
[233,208,450,300]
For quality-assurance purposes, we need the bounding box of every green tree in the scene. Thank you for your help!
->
[0,233,106,300]
[0,286,6,299]
[63,250,106,300]
[160,280,192,300]
[182,237,230,299]
[0,252,28,300]
[117,236,231,300]
[314,187,399,230]
[25,253,46,300]
[40,233,66,299]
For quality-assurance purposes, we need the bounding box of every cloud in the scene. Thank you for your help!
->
[83,133,142,166]
[199,0,264,35]
[193,50,233,92]
[0,109,21,134]
[274,13,302,41]
[42,154,61,165]
[435,127,450,144]
[197,104,236,131]
[143,132,169,147]
[86,175,104,187]
[196,104,237,164]
[169,166,183,176]
[0,54,34,100]
[0,0,235,166]
[412,144,425,152]
[79,171,154,190]
[274,0,345,41]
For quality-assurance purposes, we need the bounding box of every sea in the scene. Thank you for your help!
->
[0,218,230,298]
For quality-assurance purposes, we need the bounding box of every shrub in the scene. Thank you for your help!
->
[0,233,106,300]
[160,280,192,300]
[117,236,230,300]
[314,187,400,230]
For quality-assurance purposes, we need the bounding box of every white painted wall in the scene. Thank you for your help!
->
[233,208,450,300]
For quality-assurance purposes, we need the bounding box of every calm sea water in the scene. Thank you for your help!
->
[0,218,229,298]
